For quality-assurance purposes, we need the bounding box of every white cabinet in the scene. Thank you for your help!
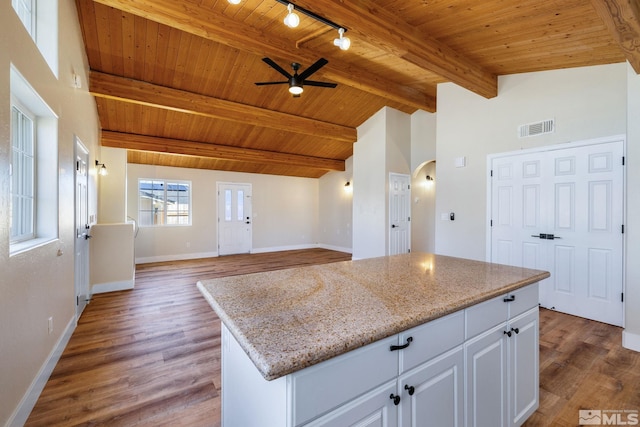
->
[305,381,399,427]
[220,283,539,427]
[465,285,539,427]
[399,346,465,427]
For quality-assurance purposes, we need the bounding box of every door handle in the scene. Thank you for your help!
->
[245,221,251,224]
[531,234,562,240]
[391,224,397,228]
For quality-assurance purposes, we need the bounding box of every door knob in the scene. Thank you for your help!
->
[391,224,397,228]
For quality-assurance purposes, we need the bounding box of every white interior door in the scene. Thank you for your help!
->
[218,183,252,256]
[389,173,411,255]
[490,139,624,326]
[74,138,90,319]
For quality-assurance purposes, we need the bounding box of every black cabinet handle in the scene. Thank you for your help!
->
[404,384,415,396]
[503,295,515,302]
[390,337,413,351]
[504,330,512,337]
[511,327,519,334]
[390,394,401,405]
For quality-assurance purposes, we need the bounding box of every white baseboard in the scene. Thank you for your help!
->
[622,330,640,352]
[6,316,75,427]
[92,278,135,294]
[317,243,352,254]
[251,244,317,254]
[135,251,218,264]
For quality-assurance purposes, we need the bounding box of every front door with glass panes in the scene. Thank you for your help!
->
[217,183,252,255]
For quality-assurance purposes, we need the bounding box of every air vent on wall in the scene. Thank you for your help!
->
[518,119,555,138]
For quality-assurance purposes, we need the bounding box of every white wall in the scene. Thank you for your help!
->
[318,157,353,253]
[411,160,436,253]
[0,0,101,424]
[625,63,640,350]
[435,63,627,260]
[353,108,388,259]
[352,107,412,259]
[126,163,320,263]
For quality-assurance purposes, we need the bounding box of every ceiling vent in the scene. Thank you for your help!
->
[518,119,555,138]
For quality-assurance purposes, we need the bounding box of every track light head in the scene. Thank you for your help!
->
[333,27,351,50]
[284,3,300,28]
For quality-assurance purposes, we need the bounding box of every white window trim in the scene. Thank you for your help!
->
[138,179,192,227]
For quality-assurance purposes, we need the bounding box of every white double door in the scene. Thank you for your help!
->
[490,139,624,326]
[217,183,252,256]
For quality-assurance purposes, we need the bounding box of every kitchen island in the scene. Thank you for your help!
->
[198,252,550,427]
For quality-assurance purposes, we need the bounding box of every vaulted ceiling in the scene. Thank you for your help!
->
[76,0,640,178]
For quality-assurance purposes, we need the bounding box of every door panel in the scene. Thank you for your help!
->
[389,173,411,255]
[490,139,624,326]
[74,138,90,319]
[217,183,252,256]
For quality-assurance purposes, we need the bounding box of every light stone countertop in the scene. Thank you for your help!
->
[197,252,550,381]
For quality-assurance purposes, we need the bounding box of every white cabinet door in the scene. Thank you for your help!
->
[508,309,539,427]
[399,346,464,427]
[465,324,509,427]
[305,381,399,427]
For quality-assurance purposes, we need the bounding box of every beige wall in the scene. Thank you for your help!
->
[0,0,101,424]
[318,157,353,252]
[126,163,320,262]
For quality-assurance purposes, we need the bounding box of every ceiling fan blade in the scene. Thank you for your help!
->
[304,81,338,88]
[254,81,289,86]
[298,58,329,81]
[261,57,292,79]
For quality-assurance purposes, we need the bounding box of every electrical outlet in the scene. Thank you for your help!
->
[48,317,53,335]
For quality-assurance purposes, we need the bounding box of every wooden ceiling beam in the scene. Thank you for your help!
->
[294,0,497,99]
[590,0,640,73]
[90,0,436,112]
[90,71,356,143]
[101,131,345,172]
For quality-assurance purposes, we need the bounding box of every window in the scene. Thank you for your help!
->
[11,0,58,77]
[139,179,192,226]
[10,104,35,242]
[12,0,35,39]
[10,65,59,255]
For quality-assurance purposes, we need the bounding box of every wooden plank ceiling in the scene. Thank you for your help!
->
[76,0,640,178]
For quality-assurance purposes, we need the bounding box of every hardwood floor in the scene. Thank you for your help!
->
[26,249,638,426]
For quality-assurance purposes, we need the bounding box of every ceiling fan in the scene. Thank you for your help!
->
[254,57,337,97]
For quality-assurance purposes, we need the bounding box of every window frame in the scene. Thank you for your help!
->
[12,0,36,40]
[10,99,37,244]
[138,179,192,227]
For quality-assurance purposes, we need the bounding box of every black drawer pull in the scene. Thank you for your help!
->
[503,295,515,302]
[390,337,413,351]
[390,394,401,405]
[511,327,519,334]
[504,330,512,337]
[404,384,415,396]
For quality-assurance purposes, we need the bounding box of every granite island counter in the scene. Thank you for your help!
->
[197,252,550,427]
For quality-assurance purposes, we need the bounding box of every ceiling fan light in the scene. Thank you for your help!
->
[333,28,351,51]
[289,85,304,95]
[227,0,241,4]
[284,4,300,28]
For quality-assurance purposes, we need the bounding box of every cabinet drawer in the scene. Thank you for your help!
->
[399,310,464,373]
[465,294,509,339]
[291,335,398,426]
[508,283,539,318]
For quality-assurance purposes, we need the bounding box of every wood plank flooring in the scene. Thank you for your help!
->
[26,249,639,426]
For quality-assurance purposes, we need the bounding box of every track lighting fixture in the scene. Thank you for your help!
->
[283,3,300,28]
[333,27,351,51]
